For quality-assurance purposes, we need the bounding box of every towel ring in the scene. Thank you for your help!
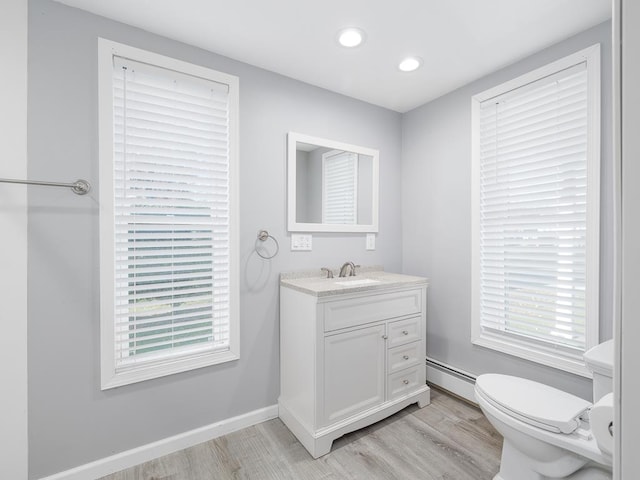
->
[255,230,279,260]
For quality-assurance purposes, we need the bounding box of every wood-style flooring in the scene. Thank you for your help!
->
[101,388,503,480]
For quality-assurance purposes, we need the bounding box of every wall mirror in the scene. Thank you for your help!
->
[287,132,379,233]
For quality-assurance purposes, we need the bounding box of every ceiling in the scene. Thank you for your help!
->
[54,0,611,113]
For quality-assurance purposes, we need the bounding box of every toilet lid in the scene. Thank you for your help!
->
[475,374,592,434]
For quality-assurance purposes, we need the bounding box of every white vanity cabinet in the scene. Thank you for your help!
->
[279,273,430,458]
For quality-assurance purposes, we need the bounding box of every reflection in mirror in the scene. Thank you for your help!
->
[296,143,373,225]
[288,133,379,233]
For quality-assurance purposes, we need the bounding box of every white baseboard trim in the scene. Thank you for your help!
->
[426,357,477,404]
[39,404,279,480]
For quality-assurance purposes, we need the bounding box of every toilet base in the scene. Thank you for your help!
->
[565,466,612,480]
[495,467,611,480]
[495,438,611,480]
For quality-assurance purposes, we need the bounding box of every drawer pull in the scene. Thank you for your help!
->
[403,355,409,360]
[382,334,388,340]
[402,330,409,335]
[403,379,409,385]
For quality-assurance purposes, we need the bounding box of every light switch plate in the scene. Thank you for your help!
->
[366,233,376,250]
[291,233,312,251]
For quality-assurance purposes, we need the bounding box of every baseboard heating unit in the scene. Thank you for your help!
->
[425,357,477,404]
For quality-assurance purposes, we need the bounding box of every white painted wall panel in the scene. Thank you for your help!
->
[0,0,28,478]
[620,0,640,477]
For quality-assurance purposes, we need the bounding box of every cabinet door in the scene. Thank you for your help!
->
[322,324,386,427]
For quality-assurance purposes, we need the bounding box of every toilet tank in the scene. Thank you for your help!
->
[583,339,614,402]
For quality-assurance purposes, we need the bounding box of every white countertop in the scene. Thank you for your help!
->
[280,267,428,297]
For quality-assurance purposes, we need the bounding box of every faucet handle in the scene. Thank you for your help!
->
[321,267,334,279]
[350,264,361,276]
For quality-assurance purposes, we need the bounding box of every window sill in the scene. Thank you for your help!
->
[101,349,239,390]
[472,330,592,378]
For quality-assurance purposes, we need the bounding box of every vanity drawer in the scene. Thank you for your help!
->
[387,341,422,374]
[387,316,421,348]
[387,366,423,400]
[324,289,422,332]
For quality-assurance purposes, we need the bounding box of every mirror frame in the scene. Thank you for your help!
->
[287,132,379,233]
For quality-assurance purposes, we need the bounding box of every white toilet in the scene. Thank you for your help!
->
[475,340,614,480]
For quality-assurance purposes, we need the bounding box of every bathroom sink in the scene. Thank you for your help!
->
[334,278,381,286]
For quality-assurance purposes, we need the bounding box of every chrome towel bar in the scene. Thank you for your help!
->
[0,177,91,195]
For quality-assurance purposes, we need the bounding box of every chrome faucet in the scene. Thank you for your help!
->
[339,261,357,277]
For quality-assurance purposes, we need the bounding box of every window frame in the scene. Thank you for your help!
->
[98,39,240,389]
[470,44,601,377]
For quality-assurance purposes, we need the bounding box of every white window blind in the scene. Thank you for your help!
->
[99,39,239,389]
[112,57,231,371]
[472,45,600,375]
[322,150,358,224]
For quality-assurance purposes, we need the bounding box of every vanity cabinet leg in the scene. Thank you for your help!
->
[417,388,431,408]
[311,436,334,458]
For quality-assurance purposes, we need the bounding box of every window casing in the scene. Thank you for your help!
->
[99,39,239,389]
[471,45,600,377]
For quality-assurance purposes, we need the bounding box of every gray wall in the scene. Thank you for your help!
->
[300,147,326,223]
[401,21,613,401]
[27,0,612,476]
[357,156,373,225]
[295,150,310,222]
[27,0,402,477]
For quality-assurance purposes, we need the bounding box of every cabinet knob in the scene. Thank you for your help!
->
[403,355,409,360]
[403,379,409,384]
[382,334,388,339]
[402,330,409,335]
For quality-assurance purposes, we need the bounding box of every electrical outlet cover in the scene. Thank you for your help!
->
[291,234,312,251]
[366,233,376,250]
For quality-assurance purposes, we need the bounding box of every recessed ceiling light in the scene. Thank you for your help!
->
[337,28,365,48]
[398,57,422,72]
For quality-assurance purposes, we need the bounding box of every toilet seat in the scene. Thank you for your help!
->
[475,374,591,434]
